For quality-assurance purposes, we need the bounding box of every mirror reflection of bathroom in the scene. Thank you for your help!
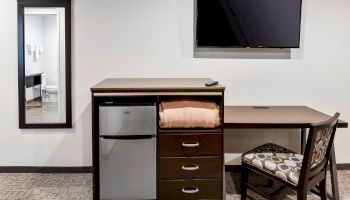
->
[24,7,66,124]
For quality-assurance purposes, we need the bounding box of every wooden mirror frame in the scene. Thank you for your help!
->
[17,0,72,128]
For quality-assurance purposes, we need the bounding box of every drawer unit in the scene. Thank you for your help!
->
[158,131,223,199]
[156,95,224,199]
[158,180,222,200]
[159,156,222,180]
[158,133,221,157]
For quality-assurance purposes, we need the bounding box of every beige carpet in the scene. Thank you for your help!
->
[0,173,92,200]
[0,171,350,199]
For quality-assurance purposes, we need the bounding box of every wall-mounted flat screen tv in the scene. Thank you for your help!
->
[196,0,302,48]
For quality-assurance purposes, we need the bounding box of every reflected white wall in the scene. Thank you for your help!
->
[25,13,59,101]
[24,15,44,74]
[42,15,59,86]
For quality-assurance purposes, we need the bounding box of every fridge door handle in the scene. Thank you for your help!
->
[100,135,155,140]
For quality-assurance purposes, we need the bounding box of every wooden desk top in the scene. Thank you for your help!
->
[224,106,348,129]
[91,78,225,93]
[25,73,42,77]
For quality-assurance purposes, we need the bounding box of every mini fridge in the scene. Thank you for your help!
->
[99,103,157,200]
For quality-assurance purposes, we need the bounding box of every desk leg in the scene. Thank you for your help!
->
[330,143,340,200]
[39,85,42,107]
[300,128,307,154]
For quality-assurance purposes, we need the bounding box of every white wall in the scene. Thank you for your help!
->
[0,0,349,166]
[24,15,45,101]
[24,15,44,75]
[58,8,67,122]
[42,14,59,86]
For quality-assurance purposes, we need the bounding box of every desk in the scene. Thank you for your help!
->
[224,106,348,200]
[25,73,42,107]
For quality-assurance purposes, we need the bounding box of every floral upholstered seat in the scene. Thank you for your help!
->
[242,143,303,185]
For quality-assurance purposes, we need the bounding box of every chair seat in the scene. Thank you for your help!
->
[242,143,303,185]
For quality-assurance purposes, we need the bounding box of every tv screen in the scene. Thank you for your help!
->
[196,0,302,48]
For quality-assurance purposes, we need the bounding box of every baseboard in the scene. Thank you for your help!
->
[225,163,350,172]
[225,165,242,172]
[0,166,93,173]
[335,163,350,170]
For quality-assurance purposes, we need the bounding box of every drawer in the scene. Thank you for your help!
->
[25,76,34,88]
[159,157,222,180]
[158,180,222,200]
[158,133,221,156]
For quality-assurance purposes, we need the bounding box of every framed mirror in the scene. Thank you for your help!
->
[18,0,71,128]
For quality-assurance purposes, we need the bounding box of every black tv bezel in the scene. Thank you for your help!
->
[195,0,303,49]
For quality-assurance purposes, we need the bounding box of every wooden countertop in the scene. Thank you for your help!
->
[91,78,225,93]
[25,73,42,77]
[224,106,348,128]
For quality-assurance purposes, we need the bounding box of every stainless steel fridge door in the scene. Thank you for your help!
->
[99,105,156,136]
[100,137,156,200]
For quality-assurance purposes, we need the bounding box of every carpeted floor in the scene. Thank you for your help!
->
[0,171,349,199]
[0,173,92,200]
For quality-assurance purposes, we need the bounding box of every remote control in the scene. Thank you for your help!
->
[205,80,219,87]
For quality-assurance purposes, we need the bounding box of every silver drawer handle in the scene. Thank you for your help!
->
[182,142,199,148]
[182,165,199,171]
[182,187,199,194]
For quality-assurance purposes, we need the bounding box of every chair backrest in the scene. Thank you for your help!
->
[299,113,340,184]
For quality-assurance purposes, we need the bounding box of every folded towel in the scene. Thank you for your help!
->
[159,100,220,128]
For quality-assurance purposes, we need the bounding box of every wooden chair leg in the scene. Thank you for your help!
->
[267,179,273,187]
[319,178,327,200]
[241,165,249,200]
[330,144,340,200]
[297,188,307,200]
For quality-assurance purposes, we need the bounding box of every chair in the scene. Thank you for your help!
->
[240,113,340,200]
